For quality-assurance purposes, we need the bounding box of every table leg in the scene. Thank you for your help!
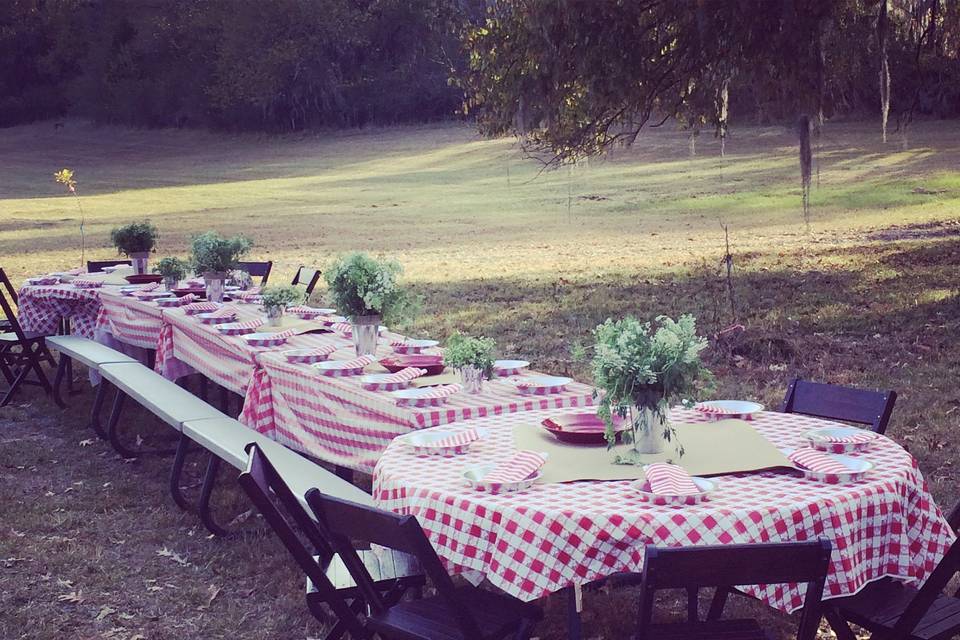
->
[566,584,583,640]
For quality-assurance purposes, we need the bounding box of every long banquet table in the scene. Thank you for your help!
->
[373,407,956,613]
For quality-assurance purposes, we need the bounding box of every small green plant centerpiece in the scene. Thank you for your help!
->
[260,285,304,326]
[189,232,252,303]
[325,252,414,356]
[444,333,496,393]
[110,221,159,275]
[589,314,712,462]
[154,257,189,291]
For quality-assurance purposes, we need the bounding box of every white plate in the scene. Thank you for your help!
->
[197,312,237,324]
[695,400,764,420]
[396,427,487,456]
[282,348,332,364]
[243,332,289,347]
[493,360,530,375]
[215,322,258,335]
[313,360,368,376]
[101,265,126,273]
[134,291,169,300]
[511,375,573,394]
[463,462,542,494]
[631,476,716,506]
[154,297,183,307]
[392,339,439,354]
[785,449,874,484]
[805,426,879,454]
[390,386,457,406]
[293,307,336,316]
[360,373,413,391]
[224,285,241,291]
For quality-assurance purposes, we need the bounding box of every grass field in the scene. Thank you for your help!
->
[2,118,960,639]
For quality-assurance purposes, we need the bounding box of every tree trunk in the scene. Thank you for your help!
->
[878,0,891,143]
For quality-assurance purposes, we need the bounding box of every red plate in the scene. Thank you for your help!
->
[379,355,445,376]
[125,274,163,285]
[541,413,627,445]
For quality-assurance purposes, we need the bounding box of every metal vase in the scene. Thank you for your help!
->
[631,405,668,455]
[131,252,149,275]
[163,276,179,292]
[459,365,485,394]
[265,305,284,327]
[351,315,380,357]
[204,274,225,303]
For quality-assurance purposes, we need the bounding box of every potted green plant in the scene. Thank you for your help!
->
[444,333,496,393]
[154,257,189,291]
[110,221,159,275]
[589,314,712,460]
[189,232,252,303]
[260,284,304,326]
[325,252,414,355]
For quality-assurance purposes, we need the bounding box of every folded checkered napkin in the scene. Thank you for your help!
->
[183,302,220,314]
[336,355,377,369]
[221,319,264,333]
[272,329,298,341]
[382,367,427,384]
[238,288,262,300]
[483,450,547,483]
[139,282,160,292]
[817,430,877,444]
[788,448,850,474]
[644,463,700,495]
[291,344,337,358]
[205,305,239,318]
[332,322,353,334]
[71,279,103,288]
[430,428,480,449]
[695,403,727,415]
[177,293,198,304]
[407,383,462,402]
[287,305,320,315]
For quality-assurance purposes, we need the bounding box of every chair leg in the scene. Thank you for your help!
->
[52,353,69,409]
[824,608,858,640]
[169,433,195,512]
[198,455,231,537]
[90,381,111,438]
[0,352,37,407]
[686,587,699,622]
[566,586,582,640]
[707,586,730,621]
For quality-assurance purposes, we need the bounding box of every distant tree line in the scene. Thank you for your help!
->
[0,0,483,130]
[3,0,959,138]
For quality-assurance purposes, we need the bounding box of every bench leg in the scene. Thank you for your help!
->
[52,353,69,409]
[106,391,135,458]
[169,433,196,512]
[90,381,111,438]
[198,455,231,537]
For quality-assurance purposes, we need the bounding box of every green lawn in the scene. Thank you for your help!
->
[2,118,959,639]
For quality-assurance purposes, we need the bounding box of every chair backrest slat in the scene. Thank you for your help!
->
[305,489,483,639]
[0,268,19,307]
[292,266,322,297]
[87,259,131,273]
[237,446,362,635]
[236,260,273,285]
[638,540,831,640]
[780,378,897,434]
[0,268,29,341]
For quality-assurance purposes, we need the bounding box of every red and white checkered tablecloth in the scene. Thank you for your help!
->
[247,350,596,473]
[18,283,101,338]
[97,289,165,350]
[373,408,956,612]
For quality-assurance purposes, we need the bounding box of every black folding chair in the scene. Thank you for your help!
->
[781,378,897,434]
[638,540,832,640]
[237,444,424,640]
[825,499,960,640]
[305,488,542,640]
[86,259,131,273]
[0,268,53,406]
[292,265,322,297]
[236,260,273,285]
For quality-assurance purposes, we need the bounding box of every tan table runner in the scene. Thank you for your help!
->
[514,418,793,483]
[255,316,329,335]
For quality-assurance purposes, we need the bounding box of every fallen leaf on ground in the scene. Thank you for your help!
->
[95,605,116,621]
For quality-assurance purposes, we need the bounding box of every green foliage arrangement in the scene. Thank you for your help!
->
[443,333,496,378]
[589,315,712,450]
[154,257,189,281]
[324,252,414,324]
[189,232,252,275]
[110,221,158,255]
[261,284,304,310]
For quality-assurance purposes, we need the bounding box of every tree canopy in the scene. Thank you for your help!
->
[461,0,960,164]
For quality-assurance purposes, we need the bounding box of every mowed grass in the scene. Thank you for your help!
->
[2,118,960,639]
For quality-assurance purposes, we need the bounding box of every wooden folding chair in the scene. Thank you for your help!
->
[86,259,131,273]
[0,268,53,406]
[638,540,832,640]
[238,444,424,640]
[292,265,322,297]
[305,488,542,640]
[781,378,897,434]
[236,260,273,285]
[825,499,960,640]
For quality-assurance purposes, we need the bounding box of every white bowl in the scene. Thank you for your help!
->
[396,427,486,456]
[390,386,458,407]
[785,449,874,484]
[463,462,542,494]
[243,332,289,347]
[313,360,368,376]
[282,348,332,364]
[511,375,573,394]
[360,373,412,391]
[493,360,530,375]
[805,426,879,454]
[695,400,764,420]
[197,312,237,324]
